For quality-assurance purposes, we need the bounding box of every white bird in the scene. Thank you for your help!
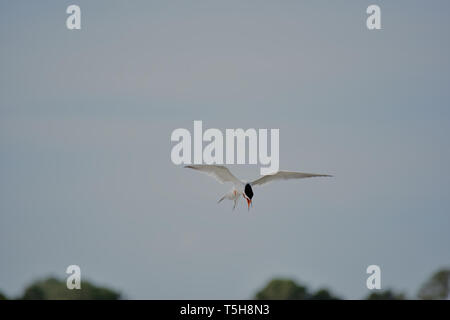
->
[184,165,332,210]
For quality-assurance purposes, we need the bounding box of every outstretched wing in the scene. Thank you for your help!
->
[251,171,332,187]
[185,165,242,185]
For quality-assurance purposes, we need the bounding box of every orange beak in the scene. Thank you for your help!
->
[246,198,252,210]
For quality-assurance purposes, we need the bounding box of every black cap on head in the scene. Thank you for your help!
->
[244,184,254,199]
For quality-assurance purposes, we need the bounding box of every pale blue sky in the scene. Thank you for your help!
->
[1,1,449,299]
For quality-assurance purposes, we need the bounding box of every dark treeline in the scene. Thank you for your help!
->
[0,268,448,300]
[0,277,121,300]
[254,268,450,300]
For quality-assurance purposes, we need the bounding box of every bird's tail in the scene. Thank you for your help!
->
[217,195,226,203]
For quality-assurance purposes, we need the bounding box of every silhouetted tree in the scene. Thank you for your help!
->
[254,278,340,300]
[365,289,405,300]
[310,288,341,300]
[418,268,450,300]
[21,277,120,300]
[0,291,8,300]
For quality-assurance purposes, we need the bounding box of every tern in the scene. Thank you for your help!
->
[185,165,332,210]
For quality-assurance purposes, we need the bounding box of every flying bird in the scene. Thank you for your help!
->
[184,165,332,210]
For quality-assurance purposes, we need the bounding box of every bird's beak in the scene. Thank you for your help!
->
[246,198,252,210]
